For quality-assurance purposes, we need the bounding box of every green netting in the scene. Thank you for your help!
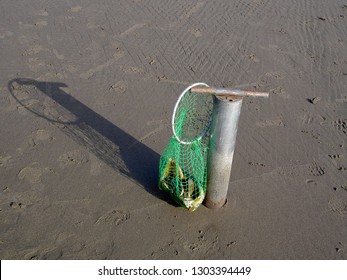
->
[158,84,213,211]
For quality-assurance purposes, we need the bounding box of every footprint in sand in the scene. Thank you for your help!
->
[190,28,202,38]
[333,118,346,134]
[84,239,116,258]
[17,163,44,185]
[23,247,63,260]
[0,154,12,167]
[183,225,220,259]
[95,209,130,226]
[58,150,89,168]
[248,161,266,167]
[28,129,55,148]
[10,201,23,209]
[55,233,86,255]
[335,242,345,255]
[148,240,176,259]
[328,154,341,159]
[109,80,127,94]
[329,198,347,216]
[67,6,82,13]
[247,53,260,63]
[34,129,54,141]
[337,166,347,172]
[23,249,40,260]
[27,57,46,72]
[21,44,46,56]
[271,86,290,99]
[309,162,326,176]
[52,49,64,60]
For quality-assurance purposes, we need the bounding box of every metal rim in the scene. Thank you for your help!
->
[172,82,210,145]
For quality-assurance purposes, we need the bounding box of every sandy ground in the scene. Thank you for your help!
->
[0,0,347,260]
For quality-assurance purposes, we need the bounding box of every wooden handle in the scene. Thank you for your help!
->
[190,86,269,98]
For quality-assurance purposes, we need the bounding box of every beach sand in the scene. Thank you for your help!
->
[0,0,346,259]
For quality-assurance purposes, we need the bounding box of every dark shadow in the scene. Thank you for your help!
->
[8,78,173,204]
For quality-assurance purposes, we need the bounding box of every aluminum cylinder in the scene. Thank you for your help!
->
[204,95,243,208]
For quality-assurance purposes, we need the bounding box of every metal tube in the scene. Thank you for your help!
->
[191,86,269,98]
[204,95,243,208]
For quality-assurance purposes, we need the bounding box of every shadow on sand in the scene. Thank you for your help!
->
[8,78,173,204]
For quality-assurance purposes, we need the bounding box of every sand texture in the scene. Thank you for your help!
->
[0,0,347,259]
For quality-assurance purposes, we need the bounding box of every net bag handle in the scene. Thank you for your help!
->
[172,82,210,145]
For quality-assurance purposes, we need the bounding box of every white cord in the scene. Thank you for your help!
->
[172,82,209,145]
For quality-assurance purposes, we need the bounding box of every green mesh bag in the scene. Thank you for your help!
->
[159,83,213,211]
